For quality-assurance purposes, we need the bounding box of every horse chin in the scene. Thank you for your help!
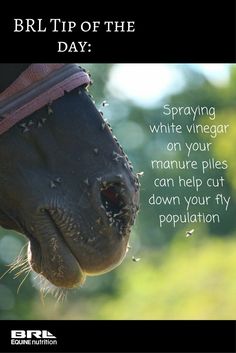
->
[27,221,86,289]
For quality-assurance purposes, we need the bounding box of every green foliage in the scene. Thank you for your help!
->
[93,235,236,320]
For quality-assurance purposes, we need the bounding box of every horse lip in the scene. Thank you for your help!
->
[44,210,85,275]
[20,215,84,289]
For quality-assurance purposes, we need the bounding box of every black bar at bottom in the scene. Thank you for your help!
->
[1,320,235,352]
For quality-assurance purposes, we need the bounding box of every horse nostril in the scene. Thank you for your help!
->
[95,176,133,235]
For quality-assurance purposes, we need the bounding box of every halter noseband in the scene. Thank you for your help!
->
[0,64,91,135]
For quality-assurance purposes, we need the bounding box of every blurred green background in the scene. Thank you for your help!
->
[0,64,236,319]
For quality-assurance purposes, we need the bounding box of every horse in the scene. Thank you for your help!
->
[0,64,140,289]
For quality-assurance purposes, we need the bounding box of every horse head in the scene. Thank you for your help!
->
[0,64,140,289]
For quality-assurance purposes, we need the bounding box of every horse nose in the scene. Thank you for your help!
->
[92,173,138,235]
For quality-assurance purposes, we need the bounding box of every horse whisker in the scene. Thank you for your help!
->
[17,269,31,294]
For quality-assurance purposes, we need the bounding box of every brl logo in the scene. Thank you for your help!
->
[11,330,57,345]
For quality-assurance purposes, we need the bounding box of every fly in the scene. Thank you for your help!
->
[186,229,195,237]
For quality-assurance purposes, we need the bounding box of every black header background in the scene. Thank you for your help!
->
[0,1,236,352]
[0,1,235,63]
